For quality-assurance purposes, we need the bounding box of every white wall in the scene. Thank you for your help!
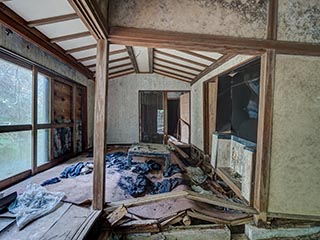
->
[107,73,190,144]
[191,55,255,150]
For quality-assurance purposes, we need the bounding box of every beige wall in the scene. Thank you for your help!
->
[107,74,190,144]
[268,55,320,216]
[191,55,255,150]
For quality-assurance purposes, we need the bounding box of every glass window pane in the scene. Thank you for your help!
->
[37,129,50,166]
[37,73,50,124]
[0,58,32,126]
[0,131,32,180]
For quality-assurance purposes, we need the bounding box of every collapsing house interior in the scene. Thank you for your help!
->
[0,0,319,239]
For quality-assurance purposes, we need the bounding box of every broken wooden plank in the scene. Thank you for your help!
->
[168,141,190,159]
[187,210,230,224]
[185,191,257,214]
[216,167,243,200]
[106,205,128,226]
[72,210,102,240]
[115,219,160,234]
[182,215,191,226]
[160,211,185,227]
[105,191,189,212]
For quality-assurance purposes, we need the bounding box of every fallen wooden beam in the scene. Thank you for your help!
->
[105,191,189,212]
[168,141,190,159]
[185,191,257,214]
[187,210,230,224]
[106,205,128,226]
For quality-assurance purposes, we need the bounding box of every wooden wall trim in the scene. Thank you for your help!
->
[0,3,94,79]
[254,50,276,222]
[126,46,139,73]
[31,66,38,174]
[93,39,108,210]
[109,27,320,57]
[267,0,279,40]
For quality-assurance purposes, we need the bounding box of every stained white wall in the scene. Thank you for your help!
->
[107,74,190,144]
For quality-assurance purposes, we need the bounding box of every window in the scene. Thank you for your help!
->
[37,73,50,124]
[0,58,32,126]
[0,131,31,181]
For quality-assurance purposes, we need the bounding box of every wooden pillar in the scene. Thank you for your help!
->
[31,66,38,174]
[93,39,109,210]
[163,92,168,144]
[254,50,276,222]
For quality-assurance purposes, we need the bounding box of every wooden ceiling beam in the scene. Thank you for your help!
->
[154,56,202,72]
[179,50,218,63]
[28,13,79,27]
[155,49,208,68]
[154,63,197,77]
[154,70,191,84]
[126,46,139,73]
[108,56,130,64]
[109,48,127,56]
[109,70,135,80]
[66,44,96,54]
[109,62,132,71]
[78,54,96,62]
[0,3,93,79]
[109,67,134,76]
[148,48,154,73]
[85,63,96,68]
[191,53,237,85]
[50,31,91,43]
[109,27,320,57]
[154,67,193,81]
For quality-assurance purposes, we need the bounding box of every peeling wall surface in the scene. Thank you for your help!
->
[0,24,95,147]
[268,55,320,216]
[109,0,267,39]
[107,74,190,144]
[191,55,254,150]
[278,0,320,43]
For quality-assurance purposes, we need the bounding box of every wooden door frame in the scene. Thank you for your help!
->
[138,90,191,144]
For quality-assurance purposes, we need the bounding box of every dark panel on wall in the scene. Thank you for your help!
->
[53,81,72,123]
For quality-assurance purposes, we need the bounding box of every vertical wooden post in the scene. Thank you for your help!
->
[72,85,77,154]
[254,50,276,222]
[93,39,109,210]
[163,92,168,144]
[32,66,38,174]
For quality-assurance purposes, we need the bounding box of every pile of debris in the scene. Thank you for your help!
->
[102,145,257,238]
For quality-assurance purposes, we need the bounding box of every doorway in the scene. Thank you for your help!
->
[139,91,190,144]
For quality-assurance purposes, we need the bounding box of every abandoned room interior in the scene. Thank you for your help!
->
[0,0,319,239]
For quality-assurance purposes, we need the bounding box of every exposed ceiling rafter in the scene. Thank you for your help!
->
[154,67,193,81]
[179,50,218,63]
[126,46,139,73]
[154,56,202,72]
[154,70,191,84]
[155,49,208,68]
[148,48,153,73]
[108,56,130,64]
[154,62,197,77]
[191,53,237,85]
[50,31,91,43]
[66,44,96,54]
[28,13,79,27]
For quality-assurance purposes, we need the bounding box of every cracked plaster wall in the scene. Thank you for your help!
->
[109,0,267,39]
[278,0,320,43]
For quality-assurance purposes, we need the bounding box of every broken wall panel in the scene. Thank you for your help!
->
[191,55,254,150]
[53,81,72,123]
[109,0,267,39]
[277,0,320,44]
[53,127,72,159]
[268,55,320,217]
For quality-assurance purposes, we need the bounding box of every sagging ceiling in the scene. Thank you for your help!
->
[4,0,232,83]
